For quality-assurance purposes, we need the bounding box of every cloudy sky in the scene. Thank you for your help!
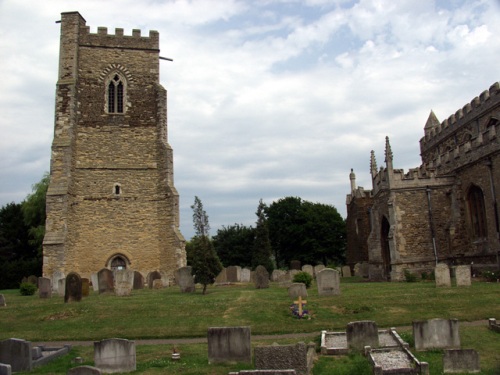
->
[0,0,499,239]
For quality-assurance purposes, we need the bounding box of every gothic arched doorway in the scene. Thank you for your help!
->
[381,216,391,280]
[106,253,130,271]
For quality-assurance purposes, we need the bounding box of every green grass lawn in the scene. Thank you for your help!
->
[1,278,499,374]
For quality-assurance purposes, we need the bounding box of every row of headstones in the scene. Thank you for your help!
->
[435,263,472,287]
[287,268,341,297]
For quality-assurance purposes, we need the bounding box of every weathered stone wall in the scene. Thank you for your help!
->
[345,192,372,267]
[43,11,186,280]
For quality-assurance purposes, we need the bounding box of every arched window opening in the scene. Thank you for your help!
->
[467,185,487,239]
[107,74,125,114]
[110,256,127,271]
[114,184,121,195]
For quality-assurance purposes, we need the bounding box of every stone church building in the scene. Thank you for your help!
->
[43,12,186,283]
[346,82,500,281]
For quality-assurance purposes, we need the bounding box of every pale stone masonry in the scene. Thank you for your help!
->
[43,12,186,282]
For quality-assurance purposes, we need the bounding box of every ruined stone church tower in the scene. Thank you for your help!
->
[43,12,186,282]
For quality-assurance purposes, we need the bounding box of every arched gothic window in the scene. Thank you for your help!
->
[107,74,125,113]
[110,256,127,271]
[467,185,487,239]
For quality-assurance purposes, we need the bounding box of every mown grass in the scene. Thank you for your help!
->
[1,278,499,374]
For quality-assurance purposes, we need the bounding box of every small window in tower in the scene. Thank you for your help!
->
[106,74,125,114]
[114,184,121,195]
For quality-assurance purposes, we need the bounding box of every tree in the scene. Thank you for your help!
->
[251,199,274,273]
[188,196,222,294]
[212,224,255,268]
[22,172,49,256]
[266,196,346,267]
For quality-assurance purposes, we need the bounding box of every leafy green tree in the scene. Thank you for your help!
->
[266,197,346,267]
[22,172,49,256]
[212,224,255,267]
[251,199,274,273]
[188,196,222,294]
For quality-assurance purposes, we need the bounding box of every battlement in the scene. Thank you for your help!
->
[346,186,372,205]
[420,81,500,153]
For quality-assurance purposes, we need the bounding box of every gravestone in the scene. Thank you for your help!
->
[413,318,460,351]
[58,278,66,296]
[0,363,11,375]
[435,263,451,287]
[65,272,82,303]
[175,266,195,293]
[215,268,227,284]
[207,326,251,364]
[27,275,38,285]
[38,277,52,298]
[160,271,170,288]
[455,265,471,286]
[0,294,5,307]
[290,260,301,270]
[97,268,114,294]
[90,273,99,292]
[67,365,102,375]
[240,268,251,283]
[146,271,161,289]
[254,265,270,289]
[346,320,379,351]
[272,269,287,282]
[443,349,480,373]
[226,266,241,282]
[288,283,308,299]
[342,266,351,277]
[229,371,296,375]
[288,270,299,280]
[51,270,65,293]
[133,271,144,289]
[94,338,136,373]
[254,342,314,375]
[114,269,134,297]
[316,268,340,296]
[313,264,325,277]
[301,265,314,278]
[81,278,90,297]
[0,338,32,372]
[152,279,163,289]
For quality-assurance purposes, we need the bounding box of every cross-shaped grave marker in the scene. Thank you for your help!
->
[293,295,307,316]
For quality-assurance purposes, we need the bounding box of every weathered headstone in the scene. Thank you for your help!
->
[254,265,270,289]
[443,349,480,373]
[67,365,102,375]
[0,363,11,375]
[313,264,325,277]
[114,269,134,297]
[160,271,170,288]
[133,271,144,289]
[58,278,66,296]
[0,338,32,372]
[65,272,82,303]
[346,321,379,351]
[97,268,114,294]
[413,318,460,351]
[207,326,251,364]
[254,342,314,375]
[435,263,451,287]
[301,265,314,278]
[146,271,161,289]
[288,283,308,299]
[316,268,340,296]
[94,338,136,373]
[272,269,287,282]
[342,266,351,277]
[455,265,471,287]
[175,266,195,293]
[240,268,251,283]
[215,268,227,284]
[290,260,301,270]
[90,273,99,292]
[226,266,241,282]
[152,279,163,289]
[38,277,52,298]
[51,270,65,293]
[81,278,90,297]
[288,269,299,280]
[0,294,5,307]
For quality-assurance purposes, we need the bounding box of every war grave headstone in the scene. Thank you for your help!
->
[455,265,471,286]
[114,269,134,296]
[65,272,82,303]
[97,268,114,294]
[301,265,314,278]
[38,277,52,298]
[146,271,161,289]
[0,338,32,372]
[288,283,307,299]
[51,270,64,293]
[254,342,315,375]
[94,338,136,373]
[90,273,99,292]
[67,365,102,375]
[240,268,251,283]
[0,363,11,375]
[175,266,195,293]
[207,326,251,364]
[226,266,241,282]
[346,320,379,351]
[316,268,340,296]
[254,265,270,289]
[443,349,480,373]
[0,294,5,307]
[313,264,325,277]
[133,271,144,289]
[290,260,301,270]
[435,263,451,287]
[341,266,351,277]
[81,278,90,297]
[413,318,460,351]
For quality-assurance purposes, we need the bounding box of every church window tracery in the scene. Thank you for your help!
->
[106,73,125,114]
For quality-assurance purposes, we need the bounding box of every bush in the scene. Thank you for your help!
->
[482,270,500,282]
[404,269,417,282]
[19,282,37,296]
[293,271,313,288]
